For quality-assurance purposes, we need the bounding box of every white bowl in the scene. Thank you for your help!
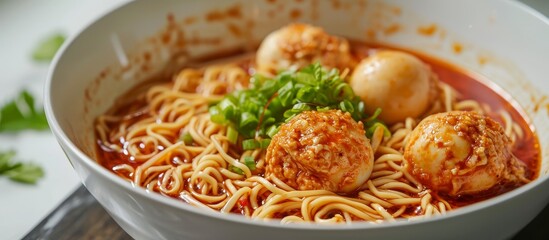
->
[45,0,549,239]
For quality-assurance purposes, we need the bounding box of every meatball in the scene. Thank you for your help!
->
[265,110,374,193]
[256,23,354,74]
[350,50,439,124]
[403,111,528,197]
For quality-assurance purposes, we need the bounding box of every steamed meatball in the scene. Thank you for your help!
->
[404,111,528,197]
[256,23,354,74]
[265,110,374,193]
[350,50,439,124]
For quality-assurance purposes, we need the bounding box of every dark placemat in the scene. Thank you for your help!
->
[22,184,549,240]
[22,185,131,240]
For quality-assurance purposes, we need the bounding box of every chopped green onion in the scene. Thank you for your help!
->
[239,112,258,132]
[227,126,238,144]
[365,108,382,122]
[295,71,315,85]
[314,92,330,105]
[209,63,387,141]
[266,125,280,138]
[259,139,271,149]
[367,122,391,138]
[357,101,366,115]
[219,98,237,120]
[339,100,354,113]
[261,117,276,127]
[242,139,259,150]
[296,86,315,102]
[209,106,227,124]
[278,91,294,108]
[229,165,244,175]
[335,82,354,100]
[180,132,193,145]
[316,106,331,112]
[244,156,256,171]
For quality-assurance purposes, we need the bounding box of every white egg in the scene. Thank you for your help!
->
[350,50,437,124]
[256,23,354,74]
[404,111,527,196]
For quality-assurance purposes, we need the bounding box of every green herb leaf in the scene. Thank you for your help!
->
[6,163,44,184]
[32,33,66,62]
[0,150,17,173]
[0,90,49,132]
[0,150,44,184]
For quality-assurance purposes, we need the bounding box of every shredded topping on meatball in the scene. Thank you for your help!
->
[265,110,374,193]
[404,111,528,196]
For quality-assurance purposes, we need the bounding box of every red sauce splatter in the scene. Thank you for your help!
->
[383,24,401,35]
[289,9,302,20]
[143,51,152,62]
[331,0,341,9]
[453,42,463,54]
[183,16,197,25]
[226,23,242,37]
[206,10,224,21]
[226,5,242,18]
[417,24,438,36]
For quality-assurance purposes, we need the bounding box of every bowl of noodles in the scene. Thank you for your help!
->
[45,0,549,239]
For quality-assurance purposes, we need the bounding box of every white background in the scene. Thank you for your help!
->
[0,0,546,239]
[0,1,128,239]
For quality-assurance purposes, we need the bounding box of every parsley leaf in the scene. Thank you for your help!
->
[0,150,17,173]
[32,33,66,62]
[0,150,44,184]
[0,90,49,132]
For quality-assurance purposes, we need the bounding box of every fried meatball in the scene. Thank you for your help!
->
[265,110,374,193]
[256,23,354,74]
[404,111,528,197]
[350,50,439,124]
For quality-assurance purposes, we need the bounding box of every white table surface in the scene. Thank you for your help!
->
[0,1,128,239]
[0,0,547,239]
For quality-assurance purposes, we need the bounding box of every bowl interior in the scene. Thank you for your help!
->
[47,0,549,226]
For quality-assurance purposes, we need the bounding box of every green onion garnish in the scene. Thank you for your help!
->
[227,126,238,144]
[259,139,271,149]
[180,132,193,145]
[244,156,256,171]
[366,122,391,138]
[209,63,388,145]
[242,139,259,150]
[229,165,244,175]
